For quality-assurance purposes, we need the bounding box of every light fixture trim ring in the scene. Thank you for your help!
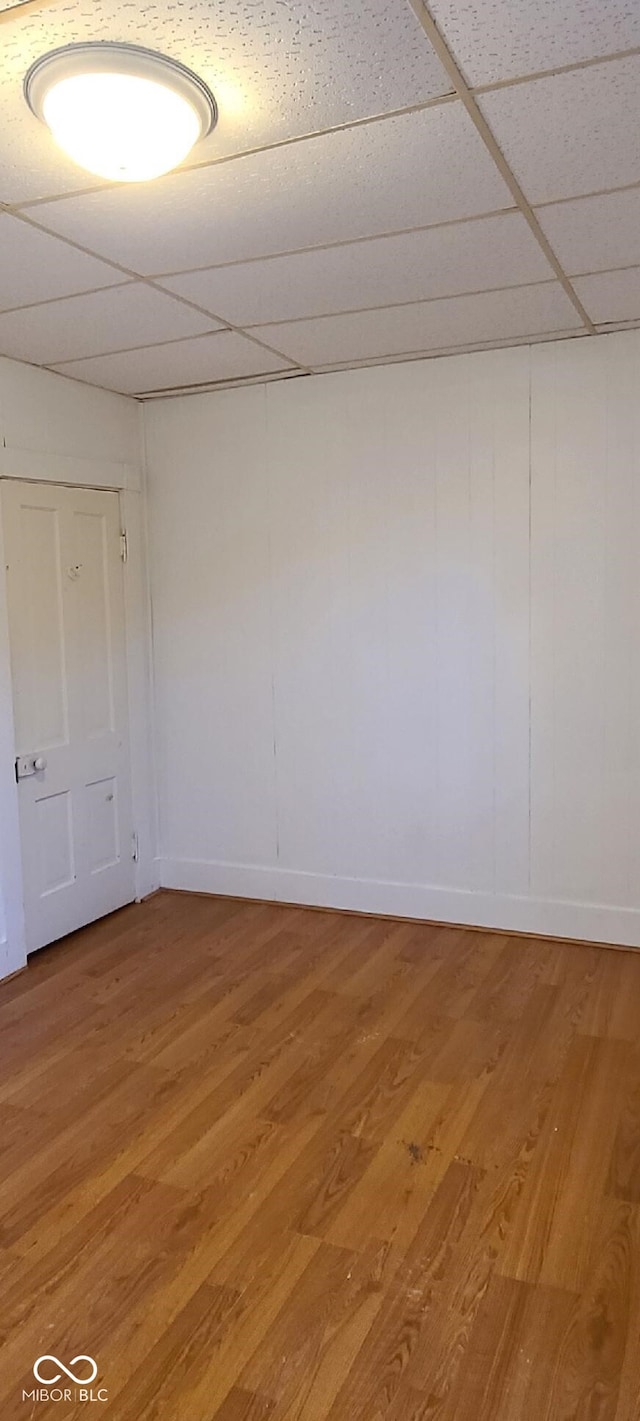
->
[24,40,218,140]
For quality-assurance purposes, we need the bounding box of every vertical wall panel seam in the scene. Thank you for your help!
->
[138,404,160,879]
[491,368,497,897]
[263,383,281,868]
[527,344,533,897]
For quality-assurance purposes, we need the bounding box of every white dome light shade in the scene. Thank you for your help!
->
[25,43,217,183]
[42,72,201,182]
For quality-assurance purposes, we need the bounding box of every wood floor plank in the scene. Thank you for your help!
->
[454,983,572,1173]
[608,1060,640,1204]
[326,1079,452,1255]
[46,1174,319,1417]
[465,935,559,1024]
[235,1240,386,1412]
[2,1031,258,1260]
[499,1034,630,1288]
[211,1388,275,1421]
[104,1279,242,1421]
[389,1274,575,1421]
[541,1197,638,1421]
[0,1174,192,1409]
[324,1159,485,1421]
[0,890,638,1420]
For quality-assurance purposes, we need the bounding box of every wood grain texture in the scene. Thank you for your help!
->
[1,889,639,1419]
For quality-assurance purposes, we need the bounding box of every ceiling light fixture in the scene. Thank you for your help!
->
[25,41,217,183]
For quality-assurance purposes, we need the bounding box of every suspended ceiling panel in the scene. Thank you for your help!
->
[161,212,555,327]
[480,56,640,204]
[0,282,220,365]
[249,283,583,368]
[0,210,124,311]
[537,189,640,276]
[0,0,639,394]
[573,269,640,326]
[52,329,294,393]
[428,0,640,86]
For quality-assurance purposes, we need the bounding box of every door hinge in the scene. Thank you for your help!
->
[131,831,139,862]
[120,529,128,563]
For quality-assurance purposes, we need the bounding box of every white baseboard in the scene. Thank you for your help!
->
[157,856,640,949]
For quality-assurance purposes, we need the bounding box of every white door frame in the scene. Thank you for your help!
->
[0,456,157,981]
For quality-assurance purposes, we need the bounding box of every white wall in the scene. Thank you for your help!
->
[145,330,640,948]
[0,357,155,981]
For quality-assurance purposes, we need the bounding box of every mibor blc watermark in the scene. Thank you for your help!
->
[23,1355,108,1404]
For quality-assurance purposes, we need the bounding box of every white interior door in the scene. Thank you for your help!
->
[2,479,135,953]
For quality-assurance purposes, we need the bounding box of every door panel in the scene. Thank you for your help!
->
[12,498,68,753]
[72,506,116,739]
[2,479,135,952]
[37,790,75,893]
[86,775,120,871]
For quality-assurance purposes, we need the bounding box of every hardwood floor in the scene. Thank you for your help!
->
[1,890,640,1419]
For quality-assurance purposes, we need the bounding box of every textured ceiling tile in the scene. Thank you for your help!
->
[0,283,220,364]
[537,189,640,274]
[52,330,294,394]
[160,211,554,326]
[250,283,583,367]
[0,0,451,203]
[0,212,124,311]
[573,267,640,323]
[480,56,640,203]
[31,105,512,274]
[429,0,640,87]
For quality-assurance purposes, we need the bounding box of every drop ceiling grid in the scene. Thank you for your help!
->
[0,0,639,392]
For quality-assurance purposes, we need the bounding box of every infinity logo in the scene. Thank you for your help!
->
[33,1355,98,1385]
